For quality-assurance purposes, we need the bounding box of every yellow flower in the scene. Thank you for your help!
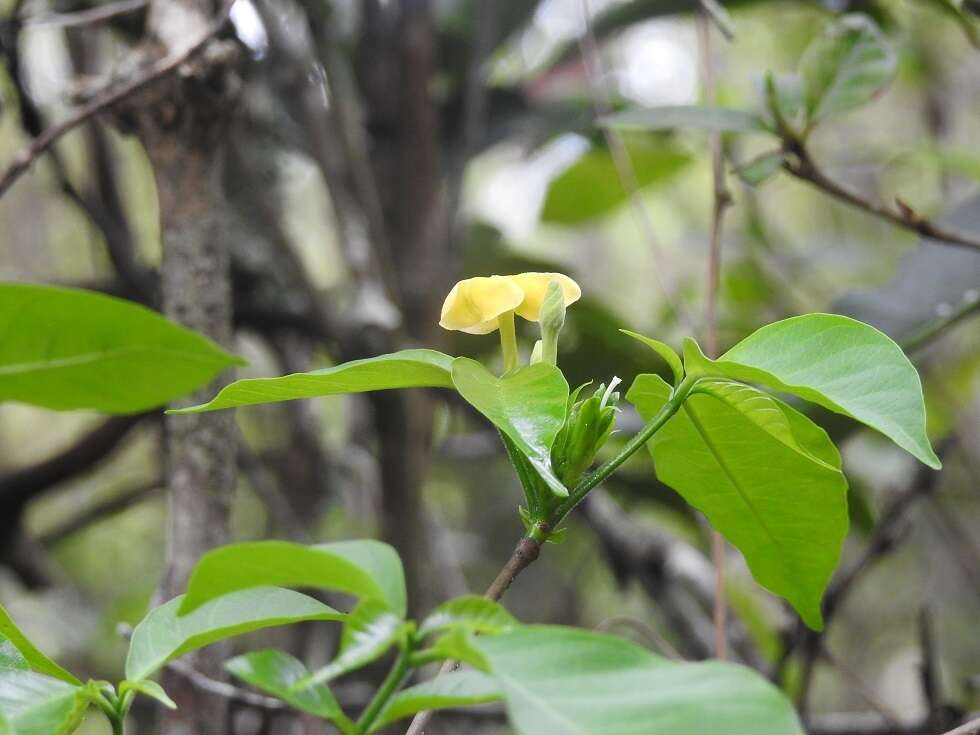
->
[439,276,524,335]
[439,273,580,334]
[440,272,580,373]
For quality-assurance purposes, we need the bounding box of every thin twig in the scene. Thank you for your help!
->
[0,0,235,199]
[166,660,286,711]
[577,0,693,328]
[37,481,161,547]
[404,536,541,735]
[697,6,732,662]
[782,141,980,253]
[942,718,980,735]
[20,0,147,29]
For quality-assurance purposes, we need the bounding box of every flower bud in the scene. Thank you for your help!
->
[551,378,621,487]
[539,281,566,366]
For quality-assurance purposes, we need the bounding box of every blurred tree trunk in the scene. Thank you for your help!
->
[131,1,240,732]
[357,0,447,614]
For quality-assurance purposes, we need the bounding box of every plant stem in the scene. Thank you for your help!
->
[405,376,696,734]
[497,310,519,373]
[548,375,697,527]
[111,715,125,735]
[358,645,412,733]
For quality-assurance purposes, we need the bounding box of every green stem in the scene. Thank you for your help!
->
[111,715,125,735]
[356,644,412,733]
[497,310,519,373]
[547,375,697,529]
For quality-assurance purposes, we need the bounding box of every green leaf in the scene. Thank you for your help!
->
[684,314,941,469]
[426,628,490,671]
[125,587,342,681]
[0,671,89,735]
[541,139,691,224]
[418,596,517,638]
[0,639,28,674]
[0,283,243,413]
[733,151,787,187]
[628,374,848,629]
[471,626,804,735]
[451,359,570,497]
[0,606,80,685]
[620,330,684,386]
[799,14,897,124]
[170,350,454,413]
[178,540,407,618]
[226,650,341,719]
[304,600,409,687]
[601,106,772,135]
[369,671,502,732]
[118,679,176,710]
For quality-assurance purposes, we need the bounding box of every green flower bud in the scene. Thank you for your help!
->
[552,378,621,487]
[539,281,566,366]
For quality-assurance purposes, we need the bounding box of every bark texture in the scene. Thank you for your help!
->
[132,1,240,731]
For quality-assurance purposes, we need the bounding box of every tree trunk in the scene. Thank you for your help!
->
[132,1,240,732]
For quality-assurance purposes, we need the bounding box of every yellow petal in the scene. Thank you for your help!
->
[439,276,524,333]
[509,272,581,322]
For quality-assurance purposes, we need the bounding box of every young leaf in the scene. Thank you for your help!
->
[601,106,773,135]
[125,587,342,681]
[118,679,176,710]
[0,283,244,413]
[303,600,409,687]
[451,359,570,497]
[369,671,502,732]
[178,540,406,618]
[683,314,941,469]
[418,596,517,638]
[225,650,342,720]
[0,671,90,735]
[0,605,80,685]
[170,350,454,413]
[733,151,787,187]
[471,626,804,735]
[620,330,684,386]
[799,14,897,124]
[628,374,848,629]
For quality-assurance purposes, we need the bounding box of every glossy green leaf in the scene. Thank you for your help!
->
[178,540,406,618]
[471,626,804,735]
[451,359,570,497]
[601,106,772,134]
[170,350,454,413]
[0,283,243,413]
[683,314,940,468]
[304,600,409,687]
[541,140,690,224]
[799,14,897,123]
[628,374,848,629]
[418,596,517,638]
[125,587,341,681]
[0,606,79,685]
[0,671,89,735]
[118,679,176,710]
[620,330,684,386]
[226,650,342,719]
[369,671,502,732]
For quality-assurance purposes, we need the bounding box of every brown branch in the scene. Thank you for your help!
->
[697,6,732,662]
[37,480,161,547]
[405,535,543,735]
[0,0,234,199]
[20,0,147,29]
[782,141,980,253]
